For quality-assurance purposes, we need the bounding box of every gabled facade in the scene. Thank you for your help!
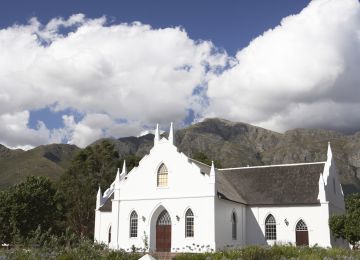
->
[94,124,347,252]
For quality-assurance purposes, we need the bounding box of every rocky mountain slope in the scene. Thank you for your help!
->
[95,118,360,194]
[1,118,360,194]
[0,144,79,189]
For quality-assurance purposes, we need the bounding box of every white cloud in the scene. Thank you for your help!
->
[0,15,228,148]
[206,0,360,132]
[1,0,360,149]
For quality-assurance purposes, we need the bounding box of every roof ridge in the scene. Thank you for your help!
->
[219,161,327,171]
[188,157,211,168]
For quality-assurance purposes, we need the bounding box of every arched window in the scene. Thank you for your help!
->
[232,211,237,240]
[265,214,276,240]
[157,163,168,187]
[108,226,111,244]
[129,211,138,238]
[296,219,308,231]
[185,209,194,237]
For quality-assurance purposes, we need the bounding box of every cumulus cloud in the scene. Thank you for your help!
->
[206,0,360,132]
[1,0,360,149]
[0,14,227,148]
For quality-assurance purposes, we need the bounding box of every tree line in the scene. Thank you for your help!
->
[0,140,140,244]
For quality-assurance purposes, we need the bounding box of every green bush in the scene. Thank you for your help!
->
[174,245,360,260]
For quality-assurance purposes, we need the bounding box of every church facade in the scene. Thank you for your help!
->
[94,123,346,252]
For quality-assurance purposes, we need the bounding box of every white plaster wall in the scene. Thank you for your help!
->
[94,211,112,245]
[105,139,217,252]
[246,203,332,247]
[118,139,215,201]
[214,198,246,250]
[110,197,215,253]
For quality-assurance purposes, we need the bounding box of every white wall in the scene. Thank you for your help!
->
[247,203,332,247]
[112,197,216,253]
[214,198,246,250]
[94,210,112,245]
[98,137,217,252]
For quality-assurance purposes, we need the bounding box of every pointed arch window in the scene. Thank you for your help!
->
[296,219,308,231]
[185,209,194,237]
[265,214,276,240]
[108,226,111,244]
[157,163,168,187]
[129,211,138,238]
[232,211,237,240]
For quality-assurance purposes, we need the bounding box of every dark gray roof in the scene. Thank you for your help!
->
[189,158,324,205]
[99,193,113,212]
[218,163,325,205]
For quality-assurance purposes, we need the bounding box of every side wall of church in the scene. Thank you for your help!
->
[246,204,332,247]
[94,211,112,245]
[214,199,246,250]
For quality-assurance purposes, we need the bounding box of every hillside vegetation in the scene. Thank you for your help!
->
[0,144,79,190]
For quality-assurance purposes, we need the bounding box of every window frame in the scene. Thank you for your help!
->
[232,211,237,240]
[129,211,138,238]
[157,163,169,187]
[185,209,194,238]
[265,214,277,241]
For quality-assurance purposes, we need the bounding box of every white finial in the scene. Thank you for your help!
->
[154,124,160,145]
[168,122,174,144]
[209,160,216,195]
[317,173,327,203]
[96,186,102,209]
[121,160,127,175]
[210,160,215,176]
[327,142,333,162]
[115,167,121,182]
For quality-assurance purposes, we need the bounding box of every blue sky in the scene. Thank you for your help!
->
[0,0,359,149]
[1,0,309,56]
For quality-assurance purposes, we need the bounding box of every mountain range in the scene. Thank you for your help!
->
[1,118,359,194]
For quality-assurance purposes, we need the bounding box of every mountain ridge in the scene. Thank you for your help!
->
[1,118,360,193]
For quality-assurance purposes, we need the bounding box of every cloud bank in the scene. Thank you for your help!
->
[206,0,360,132]
[0,0,360,149]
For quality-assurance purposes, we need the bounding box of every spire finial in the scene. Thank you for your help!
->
[154,123,160,145]
[115,167,120,182]
[96,186,102,209]
[121,160,127,175]
[327,141,333,162]
[168,122,174,144]
[210,160,215,177]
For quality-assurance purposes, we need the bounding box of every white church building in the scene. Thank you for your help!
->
[94,123,346,252]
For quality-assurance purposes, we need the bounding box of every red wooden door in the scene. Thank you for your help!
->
[156,210,172,252]
[156,225,171,252]
[296,230,309,246]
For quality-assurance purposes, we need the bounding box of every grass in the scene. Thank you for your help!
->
[174,245,360,260]
[1,245,359,260]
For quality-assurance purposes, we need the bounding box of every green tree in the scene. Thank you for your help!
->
[58,140,122,238]
[192,152,222,168]
[0,176,65,244]
[329,193,360,248]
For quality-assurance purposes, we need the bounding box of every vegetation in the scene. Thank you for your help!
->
[329,193,360,248]
[57,140,140,238]
[174,245,360,259]
[0,176,65,244]
[192,152,222,168]
[1,245,359,260]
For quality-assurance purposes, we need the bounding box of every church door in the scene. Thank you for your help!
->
[295,220,309,246]
[156,210,172,252]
